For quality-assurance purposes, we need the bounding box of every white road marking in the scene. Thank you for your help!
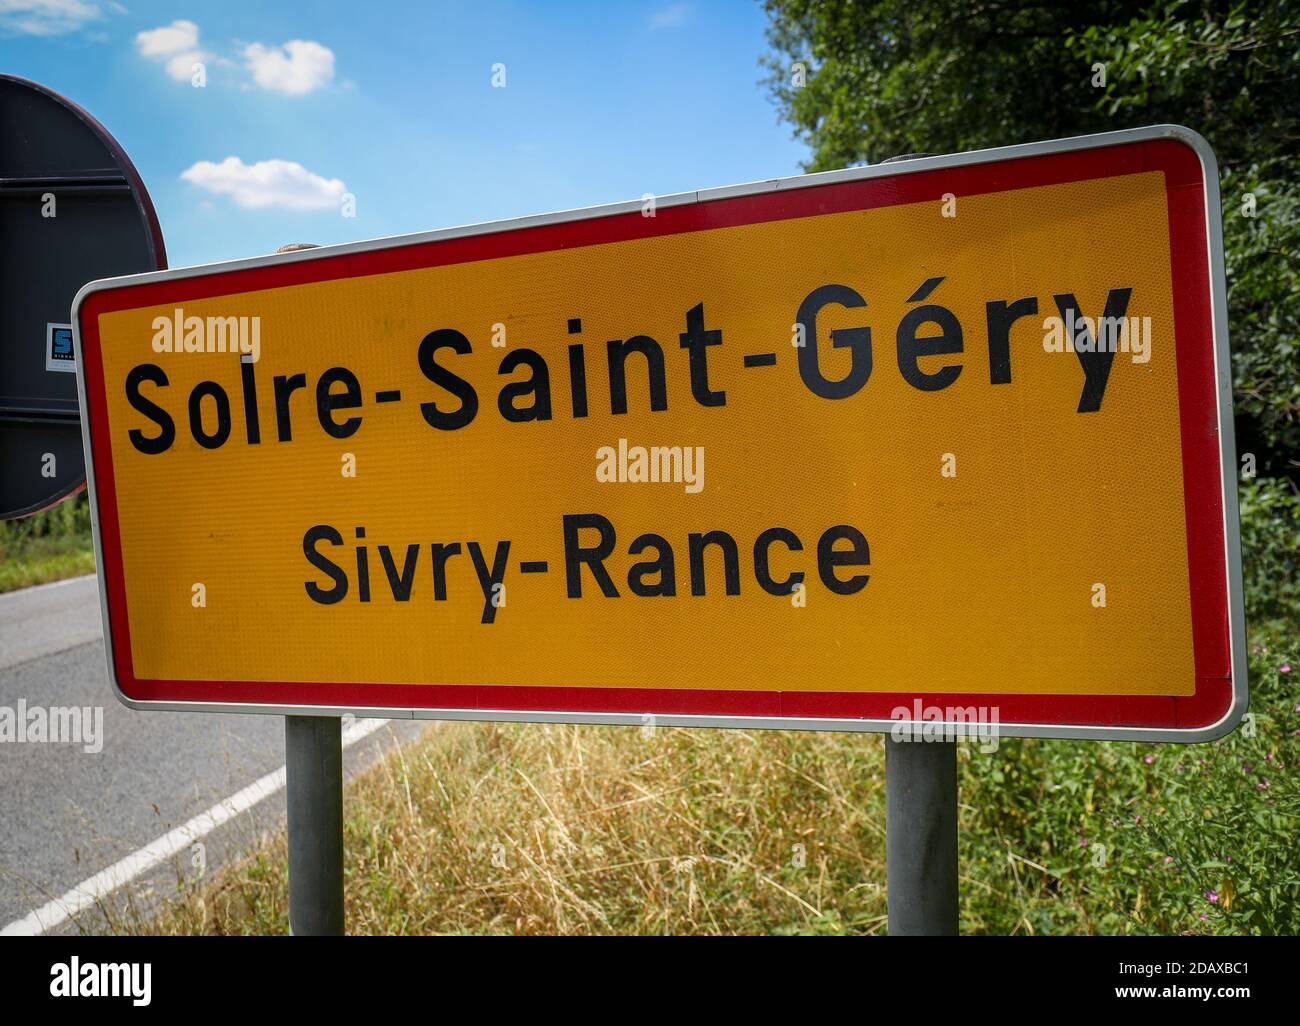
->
[0,717,390,936]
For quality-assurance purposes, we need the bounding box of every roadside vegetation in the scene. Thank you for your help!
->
[0,493,94,594]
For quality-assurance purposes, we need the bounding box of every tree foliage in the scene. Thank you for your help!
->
[764,0,1299,618]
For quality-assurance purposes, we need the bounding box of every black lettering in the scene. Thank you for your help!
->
[429,542,461,601]
[627,533,677,596]
[125,364,175,455]
[187,381,231,449]
[986,297,1038,384]
[795,284,872,399]
[563,513,619,597]
[753,527,804,595]
[273,372,307,442]
[1054,288,1132,413]
[316,367,363,438]
[379,543,420,601]
[568,343,588,418]
[678,302,725,407]
[240,358,261,444]
[897,305,963,391]
[467,540,511,624]
[497,348,553,422]
[303,524,348,604]
[607,336,667,415]
[418,328,479,430]
[817,524,870,595]
[355,526,370,602]
[688,530,740,596]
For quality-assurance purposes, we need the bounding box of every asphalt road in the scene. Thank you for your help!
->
[0,574,428,933]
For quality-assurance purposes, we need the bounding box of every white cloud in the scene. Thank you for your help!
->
[243,40,334,95]
[136,19,209,82]
[0,0,102,36]
[135,19,198,57]
[181,157,347,211]
[650,3,691,28]
[135,23,336,94]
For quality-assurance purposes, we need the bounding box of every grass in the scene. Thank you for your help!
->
[91,620,1296,937]
[0,495,95,594]
[141,722,889,935]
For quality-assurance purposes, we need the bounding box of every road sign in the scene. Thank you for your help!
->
[74,125,1244,740]
[0,75,165,520]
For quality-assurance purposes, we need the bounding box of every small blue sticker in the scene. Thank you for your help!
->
[46,323,75,373]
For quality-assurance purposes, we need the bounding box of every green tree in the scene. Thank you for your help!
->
[763,0,1299,619]
[763,1,1296,171]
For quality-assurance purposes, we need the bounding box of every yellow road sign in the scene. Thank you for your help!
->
[75,126,1244,740]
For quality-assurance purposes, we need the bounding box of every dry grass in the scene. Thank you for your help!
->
[147,722,889,935]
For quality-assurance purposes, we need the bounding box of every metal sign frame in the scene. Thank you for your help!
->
[73,124,1246,742]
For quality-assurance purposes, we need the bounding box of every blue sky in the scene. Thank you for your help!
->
[1,1,808,268]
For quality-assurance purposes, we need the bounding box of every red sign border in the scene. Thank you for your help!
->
[73,126,1245,740]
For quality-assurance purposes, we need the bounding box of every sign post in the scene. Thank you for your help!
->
[285,715,345,935]
[885,737,958,935]
[73,125,1245,933]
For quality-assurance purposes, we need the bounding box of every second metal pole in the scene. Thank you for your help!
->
[885,736,958,935]
[285,714,345,936]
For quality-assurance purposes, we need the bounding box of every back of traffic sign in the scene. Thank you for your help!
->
[0,74,165,519]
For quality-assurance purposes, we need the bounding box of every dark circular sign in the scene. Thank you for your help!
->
[0,74,165,520]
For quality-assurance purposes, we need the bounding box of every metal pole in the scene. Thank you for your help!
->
[885,736,958,935]
[285,715,345,935]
